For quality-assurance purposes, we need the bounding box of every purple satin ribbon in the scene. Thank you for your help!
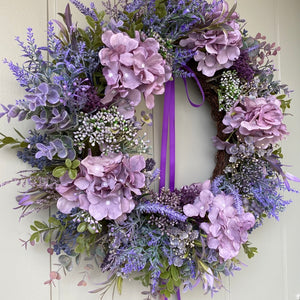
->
[159,79,175,192]
[182,65,205,107]
[160,70,204,300]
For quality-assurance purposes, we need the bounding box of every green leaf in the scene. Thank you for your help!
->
[2,137,17,144]
[72,159,80,169]
[198,260,209,272]
[170,265,179,281]
[173,278,181,287]
[87,224,96,234]
[166,279,174,293]
[242,242,258,259]
[14,128,25,139]
[226,1,237,20]
[44,231,52,243]
[76,235,85,244]
[194,240,202,247]
[30,225,38,232]
[75,244,85,254]
[160,271,170,280]
[277,94,286,100]
[68,168,77,180]
[117,276,123,295]
[161,290,171,299]
[52,166,67,178]
[65,158,72,168]
[77,222,87,233]
[30,232,40,242]
[19,141,29,148]
[48,217,61,226]
[86,15,96,29]
[34,221,47,229]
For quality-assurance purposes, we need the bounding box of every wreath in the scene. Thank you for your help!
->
[0,0,298,299]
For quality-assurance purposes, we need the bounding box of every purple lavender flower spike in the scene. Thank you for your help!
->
[69,0,98,21]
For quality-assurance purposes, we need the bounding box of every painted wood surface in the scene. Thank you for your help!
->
[0,0,299,299]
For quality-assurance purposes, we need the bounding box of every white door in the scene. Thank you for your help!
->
[0,0,299,299]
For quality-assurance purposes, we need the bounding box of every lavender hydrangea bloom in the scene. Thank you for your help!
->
[99,30,171,110]
[222,95,289,149]
[200,193,255,261]
[56,153,146,221]
[180,1,242,76]
[183,180,255,261]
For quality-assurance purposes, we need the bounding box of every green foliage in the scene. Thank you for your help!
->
[0,131,28,149]
[122,11,144,38]
[77,11,105,50]
[277,94,291,113]
[29,219,62,243]
[272,146,283,159]
[52,158,80,179]
[242,241,258,259]
[117,276,123,295]
[159,262,182,297]
[155,0,167,18]
[75,234,96,255]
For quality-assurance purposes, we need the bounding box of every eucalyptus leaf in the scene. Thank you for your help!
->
[75,254,81,266]
[58,254,72,268]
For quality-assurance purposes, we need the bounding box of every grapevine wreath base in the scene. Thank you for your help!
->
[0,0,299,299]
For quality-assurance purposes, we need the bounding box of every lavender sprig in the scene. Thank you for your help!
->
[69,0,98,21]
[137,201,187,222]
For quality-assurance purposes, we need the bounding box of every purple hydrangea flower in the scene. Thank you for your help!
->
[222,95,289,149]
[183,180,255,261]
[99,30,171,110]
[56,153,146,221]
[180,1,242,76]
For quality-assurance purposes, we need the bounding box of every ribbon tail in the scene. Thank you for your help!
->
[182,65,205,108]
[159,79,176,192]
[159,80,171,192]
[176,287,181,300]
[169,79,175,191]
